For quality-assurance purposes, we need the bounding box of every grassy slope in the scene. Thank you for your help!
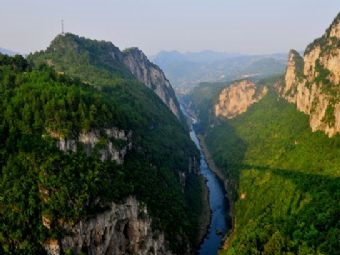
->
[203,91,340,254]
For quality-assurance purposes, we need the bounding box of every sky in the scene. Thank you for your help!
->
[1,1,340,56]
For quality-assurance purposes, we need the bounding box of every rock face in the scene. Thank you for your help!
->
[215,80,268,119]
[281,13,340,137]
[44,197,173,255]
[48,128,132,164]
[122,48,182,120]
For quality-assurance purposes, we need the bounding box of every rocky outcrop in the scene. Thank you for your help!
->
[122,48,182,120]
[215,80,268,119]
[281,12,340,137]
[48,128,132,164]
[44,197,173,255]
[283,50,304,101]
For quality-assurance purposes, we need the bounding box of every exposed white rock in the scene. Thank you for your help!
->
[44,197,174,255]
[215,80,267,119]
[123,48,182,120]
[303,46,321,78]
[282,19,340,138]
[329,16,340,39]
[48,128,132,164]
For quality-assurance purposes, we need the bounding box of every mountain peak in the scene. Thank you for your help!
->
[123,46,183,120]
[327,12,340,38]
[30,33,183,121]
[282,11,340,137]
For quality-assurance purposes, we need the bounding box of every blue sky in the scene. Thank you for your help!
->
[1,0,340,55]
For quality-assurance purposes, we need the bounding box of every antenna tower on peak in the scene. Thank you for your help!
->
[61,19,65,35]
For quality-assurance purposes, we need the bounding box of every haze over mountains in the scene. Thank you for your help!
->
[3,2,340,255]
[0,47,20,56]
[152,50,289,91]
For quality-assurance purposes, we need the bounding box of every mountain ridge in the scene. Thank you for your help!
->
[30,33,183,121]
[281,13,340,136]
[1,34,205,254]
[152,50,287,89]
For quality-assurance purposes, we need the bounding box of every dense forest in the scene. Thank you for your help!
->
[189,80,340,254]
[0,37,204,254]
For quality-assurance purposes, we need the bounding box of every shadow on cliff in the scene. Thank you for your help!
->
[240,163,340,195]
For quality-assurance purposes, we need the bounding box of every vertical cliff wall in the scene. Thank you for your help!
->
[215,80,268,119]
[122,48,182,120]
[281,13,340,137]
[44,197,174,255]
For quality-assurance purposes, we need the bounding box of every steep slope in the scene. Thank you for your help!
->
[207,90,340,255]
[190,81,340,254]
[187,11,340,255]
[214,80,268,119]
[281,13,340,137]
[1,38,205,254]
[123,48,183,120]
[30,33,183,121]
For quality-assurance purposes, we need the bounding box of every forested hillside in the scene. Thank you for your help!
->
[30,33,184,122]
[0,41,203,254]
[190,77,340,254]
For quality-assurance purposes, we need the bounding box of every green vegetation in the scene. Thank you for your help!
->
[323,103,336,126]
[305,13,340,57]
[191,83,340,254]
[184,81,228,133]
[289,50,304,83]
[29,33,133,86]
[315,59,331,86]
[0,37,203,255]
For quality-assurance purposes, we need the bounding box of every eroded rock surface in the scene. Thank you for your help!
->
[48,128,132,164]
[215,80,267,119]
[44,197,173,255]
[123,48,182,120]
[281,14,340,137]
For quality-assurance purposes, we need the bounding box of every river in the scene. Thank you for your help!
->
[189,128,229,255]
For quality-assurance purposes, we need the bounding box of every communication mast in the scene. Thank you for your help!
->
[61,19,65,35]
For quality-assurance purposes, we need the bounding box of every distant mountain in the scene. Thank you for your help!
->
[151,50,242,64]
[0,47,19,56]
[152,50,288,90]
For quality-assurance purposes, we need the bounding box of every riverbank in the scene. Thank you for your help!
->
[197,134,234,252]
[197,135,226,184]
[196,175,211,246]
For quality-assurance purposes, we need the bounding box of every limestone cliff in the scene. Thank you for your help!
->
[281,13,340,137]
[215,80,268,119]
[123,48,182,120]
[48,128,132,164]
[44,197,174,255]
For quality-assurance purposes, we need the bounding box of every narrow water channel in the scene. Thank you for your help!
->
[189,128,229,255]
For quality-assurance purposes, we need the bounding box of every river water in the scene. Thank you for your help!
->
[189,128,229,255]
